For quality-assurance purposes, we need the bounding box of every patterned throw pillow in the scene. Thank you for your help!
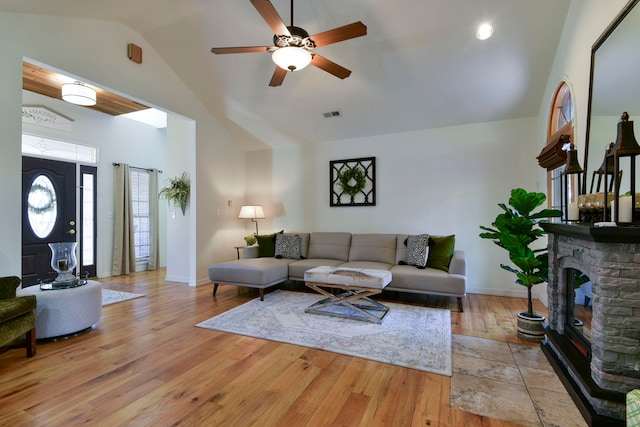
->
[406,234,429,268]
[274,234,302,260]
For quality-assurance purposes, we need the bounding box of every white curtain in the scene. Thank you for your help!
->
[112,163,136,275]
[148,169,160,270]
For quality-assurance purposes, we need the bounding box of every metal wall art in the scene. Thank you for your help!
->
[330,157,376,207]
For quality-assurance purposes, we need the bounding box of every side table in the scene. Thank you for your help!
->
[234,246,246,259]
[17,280,102,339]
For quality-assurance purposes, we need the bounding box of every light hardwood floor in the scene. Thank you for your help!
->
[0,270,550,426]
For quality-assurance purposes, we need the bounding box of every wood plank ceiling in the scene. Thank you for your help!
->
[22,61,149,116]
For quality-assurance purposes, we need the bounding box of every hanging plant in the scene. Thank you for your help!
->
[159,172,190,215]
[338,166,366,197]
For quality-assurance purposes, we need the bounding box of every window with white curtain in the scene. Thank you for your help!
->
[130,169,150,261]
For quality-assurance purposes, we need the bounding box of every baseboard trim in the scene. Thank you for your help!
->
[164,274,188,283]
[466,287,528,298]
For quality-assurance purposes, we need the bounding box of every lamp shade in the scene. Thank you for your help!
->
[272,47,312,72]
[238,205,265,219]
[61,81,97,106]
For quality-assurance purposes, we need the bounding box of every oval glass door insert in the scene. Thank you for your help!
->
[27,174,58,238]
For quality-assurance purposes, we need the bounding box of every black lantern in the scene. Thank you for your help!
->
[589,142,618,193]
[561,143,583,222]
[603,112,640,223]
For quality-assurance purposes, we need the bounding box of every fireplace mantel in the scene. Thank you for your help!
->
[541,223,640,243]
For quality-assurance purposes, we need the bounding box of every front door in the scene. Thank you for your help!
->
[22,157,76,287]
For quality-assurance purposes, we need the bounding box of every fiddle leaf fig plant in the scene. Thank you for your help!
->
[159,172,190,215]
[479,188,562,317]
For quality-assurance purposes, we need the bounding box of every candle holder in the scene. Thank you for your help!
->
[603,112,640,224]
[48,242,78,283]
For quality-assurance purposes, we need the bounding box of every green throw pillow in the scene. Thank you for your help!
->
[426,235,455,272]
[256,230,283,257]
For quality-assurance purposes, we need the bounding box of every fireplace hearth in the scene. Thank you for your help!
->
[542,223,640,426]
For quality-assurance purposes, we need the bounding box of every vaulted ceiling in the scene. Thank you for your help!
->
[1,0,572,150]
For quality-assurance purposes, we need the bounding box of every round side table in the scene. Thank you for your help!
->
[17,280,102,339]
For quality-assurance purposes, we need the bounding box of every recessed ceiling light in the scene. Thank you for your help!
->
[477,23,494,40]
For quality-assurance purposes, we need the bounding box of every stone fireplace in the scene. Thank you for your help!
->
[542,223,640,426]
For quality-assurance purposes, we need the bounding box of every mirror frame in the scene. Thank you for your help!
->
[582,0,639,194]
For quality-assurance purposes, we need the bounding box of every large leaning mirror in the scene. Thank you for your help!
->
[583,0,640,195]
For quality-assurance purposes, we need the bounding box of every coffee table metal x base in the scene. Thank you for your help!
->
[304,282,390,324]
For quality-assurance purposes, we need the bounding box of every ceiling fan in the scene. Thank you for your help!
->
[211,0,367,87]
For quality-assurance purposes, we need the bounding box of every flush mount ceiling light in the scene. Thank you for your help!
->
[61,81,97,106]
[476,23,494,40]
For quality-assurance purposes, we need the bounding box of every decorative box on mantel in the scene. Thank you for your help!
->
[541,222,640,426]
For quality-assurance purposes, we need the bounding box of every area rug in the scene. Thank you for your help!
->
[196,290,452,375]
[102,289,145,306]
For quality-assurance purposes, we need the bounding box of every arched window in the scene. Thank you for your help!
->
[543,82,575,212]
[551,82,573,131]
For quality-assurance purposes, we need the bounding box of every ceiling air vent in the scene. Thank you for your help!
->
[323,110,342,119]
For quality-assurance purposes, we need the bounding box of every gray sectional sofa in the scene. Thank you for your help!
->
[207,232,466,311]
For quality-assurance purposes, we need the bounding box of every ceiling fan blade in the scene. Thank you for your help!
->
[269,67,287,87]
[310,55,352,79]
[250,0,290,37]
[211,46,271,54]
[310,22,367,47]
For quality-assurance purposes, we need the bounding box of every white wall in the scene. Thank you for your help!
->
[248,117,544,297]
[164,114,192,282]
[535,0,629,305]
[0,12,246,285]
[22,89,168,278]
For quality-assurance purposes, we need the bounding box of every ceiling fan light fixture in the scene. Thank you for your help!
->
[61,81,97,106]
[272,47,312,72]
